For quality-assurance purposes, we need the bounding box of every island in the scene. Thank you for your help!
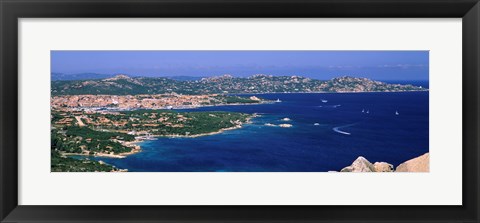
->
[51,74,426,95]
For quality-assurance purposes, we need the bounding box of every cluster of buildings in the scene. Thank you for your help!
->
[51,94,220,110]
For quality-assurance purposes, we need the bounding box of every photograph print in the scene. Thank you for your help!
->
[50,50,429,172]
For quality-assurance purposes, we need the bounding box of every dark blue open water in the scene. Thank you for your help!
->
[88,91,429,172]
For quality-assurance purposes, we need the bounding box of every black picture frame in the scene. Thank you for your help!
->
[1,0,479,222]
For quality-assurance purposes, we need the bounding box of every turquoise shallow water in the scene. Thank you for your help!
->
[86,91,429,172]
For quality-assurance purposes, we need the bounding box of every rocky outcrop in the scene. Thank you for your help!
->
[373,162,394,172]
[396,153,429,172]
[339,153,429,172]
[340,156,376,172]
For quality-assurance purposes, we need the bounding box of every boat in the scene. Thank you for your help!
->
[275,99,282,103]
[314,123,320,126]
[395,111,399,115]
[321,99,328,103]
[362,109,365,113]
[366,110,369,114]
[265,123,276,127]
[281,117,291,121]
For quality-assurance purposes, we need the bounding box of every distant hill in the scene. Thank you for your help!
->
[51,74,427,95]
[164,76,205,81]
[51,73,115,81]
[51,73,205,82]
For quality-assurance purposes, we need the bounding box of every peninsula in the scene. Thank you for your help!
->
[51,109,255,171]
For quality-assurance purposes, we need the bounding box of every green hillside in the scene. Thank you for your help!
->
[51,74,426,95]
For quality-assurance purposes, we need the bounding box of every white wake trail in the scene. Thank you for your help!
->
[332,123,357,135]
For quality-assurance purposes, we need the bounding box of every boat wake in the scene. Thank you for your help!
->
[317,104,341,108]
[332,123,357,135]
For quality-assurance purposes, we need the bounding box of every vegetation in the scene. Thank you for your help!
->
[93,110,252,136]
[51,74,426,95]
[51,109,253,171]
[320,76,424,92]
[51,126,134,154]
[51,151,118,172]
[64,126,135,141]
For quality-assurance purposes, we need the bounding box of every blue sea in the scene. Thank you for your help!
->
[87,90,429,172]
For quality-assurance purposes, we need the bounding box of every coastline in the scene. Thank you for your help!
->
[61,100,272,112]
[142,114,256,139]
[58,90,427,164]
[154,124,243,138]
[53,91,428,112]
[65,114,257,159]
[233,89,429,96]
[62,148,141,159]
[57,91,428,172]
[60,90,428,161]
[172,101,273,110]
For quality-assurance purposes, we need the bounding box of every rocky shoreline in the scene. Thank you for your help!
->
[337,153,429,172]
[143,113,256,139]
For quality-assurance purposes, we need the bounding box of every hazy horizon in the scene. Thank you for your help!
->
[51,51,429,81]
[51,72,430,82]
